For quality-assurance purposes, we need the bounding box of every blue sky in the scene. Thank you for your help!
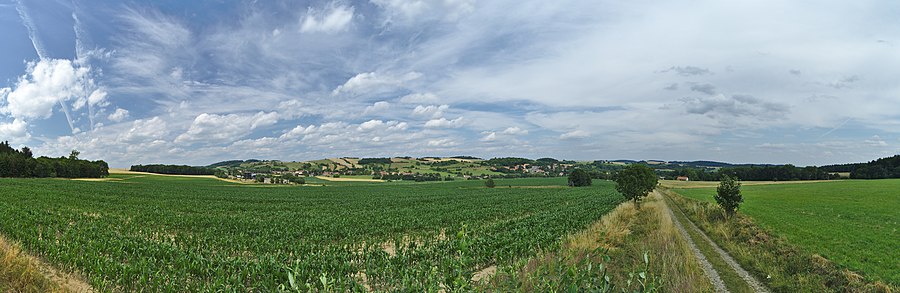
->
[1,0,898,167]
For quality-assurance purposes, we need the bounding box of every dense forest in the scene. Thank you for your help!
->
[358,158,394,165]
[0,141,108,178]
[130,164,217,175]
[846,155,900,179]
[661,165,840,181]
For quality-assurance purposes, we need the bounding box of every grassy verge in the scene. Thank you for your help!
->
[662,193,756,293]
[483,192,713,292]
[0,236,61,293]
[672,180,899,285]
[663,188,895,292]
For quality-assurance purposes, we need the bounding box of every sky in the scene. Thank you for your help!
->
[1,0,899,167]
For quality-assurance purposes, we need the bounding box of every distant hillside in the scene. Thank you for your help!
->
[668,161,777,168]
[605,160,776,169]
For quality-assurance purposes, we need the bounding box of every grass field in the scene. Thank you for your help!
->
[673,180,900,285]
[0,175,622,291]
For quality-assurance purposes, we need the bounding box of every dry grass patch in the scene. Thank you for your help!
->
[485,193,712,291]
[1,236,92,293]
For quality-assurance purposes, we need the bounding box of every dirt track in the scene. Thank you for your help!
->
[660,190,771,292]
[657,191,728,292]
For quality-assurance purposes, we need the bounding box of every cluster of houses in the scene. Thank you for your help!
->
[502,163,575,176]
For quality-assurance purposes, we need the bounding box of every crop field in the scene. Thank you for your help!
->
[672,179,900,285]
[0,175,622,291]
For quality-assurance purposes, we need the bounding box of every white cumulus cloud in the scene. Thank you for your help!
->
[300,5,354,33]
[501,127,528,135]
[332,72,421,96]
[412,104,449,118]
[363,101,390,115]
[0,119,30,143]
[175,112,279,144]
[108,108,130,122]
[119,117,168,143]
[424,117,464,128]
[427,138,458,147]
[399,93,440,104]
[2,59,89,120]
[358,119,385,131]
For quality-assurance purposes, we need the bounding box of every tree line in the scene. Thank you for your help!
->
[130,164,217,175]
[662,165,840,181]
[846,155,900,179]
[358,158,394,165]
[0,141,108,178]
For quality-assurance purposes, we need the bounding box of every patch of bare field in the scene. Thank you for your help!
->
[471,265,497,282]
[353,229,448,259]
[109,168,217,178]
[327,158,356,168]
[71,178,123,182]
[315,176,385,182]
[110,168,259,185]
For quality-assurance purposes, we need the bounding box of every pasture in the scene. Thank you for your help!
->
[673,179,900,285]
[0,175,621,291]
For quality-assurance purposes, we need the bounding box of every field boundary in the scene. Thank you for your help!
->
[0,235,94,293]
[108,168,252,184]
[658,192,728,292]
[661,190,771,292]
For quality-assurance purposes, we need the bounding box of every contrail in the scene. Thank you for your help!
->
[73,9,94,131]
[15,0,78,134]
[14,0,47,60]
[819,118,851,139]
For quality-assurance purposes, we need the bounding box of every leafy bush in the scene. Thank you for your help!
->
[714,175,743,217]
[485,179,496,188]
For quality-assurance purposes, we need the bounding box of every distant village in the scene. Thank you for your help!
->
[212,157,583,184]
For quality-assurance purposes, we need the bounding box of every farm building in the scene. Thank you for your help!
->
[676,176,690,181]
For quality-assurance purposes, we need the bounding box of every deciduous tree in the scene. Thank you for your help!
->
[614,164,658,209]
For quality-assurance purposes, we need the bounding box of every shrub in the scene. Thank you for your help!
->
[715,175,743,217]
[485,179,496,188]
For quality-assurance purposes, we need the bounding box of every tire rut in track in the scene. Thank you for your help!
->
[657,192,729,292]
[659,191,771,293]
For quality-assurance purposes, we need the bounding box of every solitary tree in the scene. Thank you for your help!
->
[568,169,592,187]
[20,146,33,158]
[485,178,496,188]
[69,150,80,160]
[614,164,658,209]
[715,175,743,218]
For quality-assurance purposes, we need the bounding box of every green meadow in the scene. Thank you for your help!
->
[674,180,900,285]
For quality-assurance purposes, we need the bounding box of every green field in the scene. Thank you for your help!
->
[673,180,900,285]
[0,175,621,291]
